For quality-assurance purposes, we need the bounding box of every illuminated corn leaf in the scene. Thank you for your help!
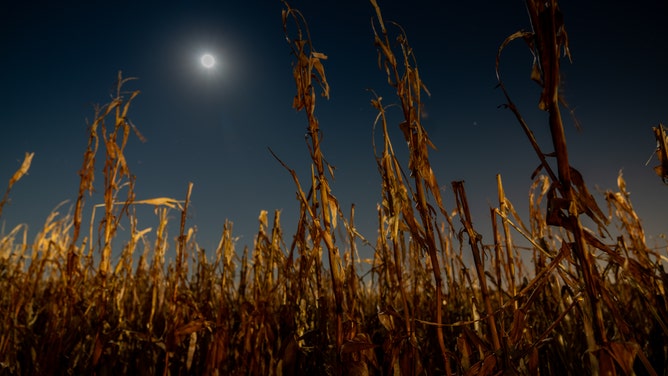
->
[8,152,34,188]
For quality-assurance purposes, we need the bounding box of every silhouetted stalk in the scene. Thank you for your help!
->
[371,95,416,362]
[369,1,451,371]
[453,181,501,353]
[176,182,194,287]
[496,1,609,372]
[490,208,505,310]
[282,3,345,367]
[527,2,608,373]
[98,73,142,276]
[496,175,518,310]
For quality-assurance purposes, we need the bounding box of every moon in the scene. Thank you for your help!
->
[200,54,215,68]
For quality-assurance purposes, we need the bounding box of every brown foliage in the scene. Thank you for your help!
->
[0,1,666,375]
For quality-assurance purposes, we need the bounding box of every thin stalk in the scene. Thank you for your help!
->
[496,175,518,309]
[452,181,501,353]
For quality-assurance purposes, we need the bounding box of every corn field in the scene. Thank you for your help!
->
[1,1,667,375]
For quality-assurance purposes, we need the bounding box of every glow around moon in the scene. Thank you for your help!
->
[200,54,216,68]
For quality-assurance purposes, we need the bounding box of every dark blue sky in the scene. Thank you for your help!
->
[1,1,666,260]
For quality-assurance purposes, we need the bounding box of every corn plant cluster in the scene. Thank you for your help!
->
[1,1,666,375]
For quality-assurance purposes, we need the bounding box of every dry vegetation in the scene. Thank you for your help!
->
[1,0,667,375]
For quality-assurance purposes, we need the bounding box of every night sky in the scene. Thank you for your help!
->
[2,1,666,261]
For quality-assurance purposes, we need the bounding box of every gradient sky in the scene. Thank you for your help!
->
[1,1,666,262]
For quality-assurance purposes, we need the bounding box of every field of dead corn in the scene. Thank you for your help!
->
[1,0,668,375]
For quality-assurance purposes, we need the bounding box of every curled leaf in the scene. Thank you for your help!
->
[0,152,35,218]
[9,152,34,187]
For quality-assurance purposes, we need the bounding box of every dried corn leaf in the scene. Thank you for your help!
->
[186,332,197,371]
[327,191,338,229]
[378,307,400,332]
[133,197,185,211]
[653,124,668,183]
[457,333,472,369]
[369,0,386,34]
[8,152,34,187]
[569,166,608,228]
[311,55,330,99]
[509,308,527,344]
[340,333,376,354]
[278,334,299,375]
[466,353,497,376]
[596,341,640,376]
[0,152,35,218]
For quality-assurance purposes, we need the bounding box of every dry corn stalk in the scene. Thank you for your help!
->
[282,0,346,364]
